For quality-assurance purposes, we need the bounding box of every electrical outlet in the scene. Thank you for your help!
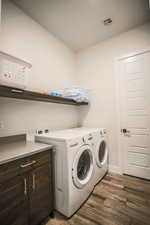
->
[36,129,43,135]
[0,121,4,129]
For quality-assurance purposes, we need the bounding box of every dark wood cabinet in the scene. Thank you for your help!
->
[0,150,53,225]
[29,164,53,225]
[0,175,29,225]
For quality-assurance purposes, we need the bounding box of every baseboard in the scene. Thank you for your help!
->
[109,165,122,174]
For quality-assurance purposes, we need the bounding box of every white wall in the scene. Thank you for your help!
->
[1,0,150,172]
[0,0,78,137]
[77,22,150,171]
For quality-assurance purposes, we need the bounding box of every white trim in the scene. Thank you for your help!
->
[115,46,150,175]
[109,165,122,174]
[117,47,150,61]
[114,59,123,174]
[114,47,150,174]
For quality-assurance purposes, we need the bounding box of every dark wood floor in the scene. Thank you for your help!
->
[47,173,150,225]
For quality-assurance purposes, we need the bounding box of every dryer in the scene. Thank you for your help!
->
[35,130,95,217]
[92,128,108,185]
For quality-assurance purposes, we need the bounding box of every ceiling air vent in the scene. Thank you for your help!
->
[103,18,112,26]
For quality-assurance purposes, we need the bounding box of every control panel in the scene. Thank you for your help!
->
[0,51,32,89]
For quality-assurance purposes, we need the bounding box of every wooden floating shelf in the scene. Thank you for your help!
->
[0,85,88,106]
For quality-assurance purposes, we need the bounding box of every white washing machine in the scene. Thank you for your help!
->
[66,128,109,185]
[35,130,95,217]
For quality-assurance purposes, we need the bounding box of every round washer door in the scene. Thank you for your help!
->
[72,145,94,189]
[96,138,108,168]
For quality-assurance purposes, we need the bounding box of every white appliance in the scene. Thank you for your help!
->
[66,128,109,185]
[35,130,95,217]
[91,128,108,185]
[0,51,32,89]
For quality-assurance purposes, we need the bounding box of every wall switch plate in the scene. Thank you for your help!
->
[36,129,43,135]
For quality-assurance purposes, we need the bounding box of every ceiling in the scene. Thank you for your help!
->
[12,0,150,51]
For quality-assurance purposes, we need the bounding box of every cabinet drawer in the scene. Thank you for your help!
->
[0,151,51,183]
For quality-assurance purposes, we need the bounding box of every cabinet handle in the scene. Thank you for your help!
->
[24,178,27,196]
[20,160,36,168]
[11,89,23,93]
[32,174,36,191]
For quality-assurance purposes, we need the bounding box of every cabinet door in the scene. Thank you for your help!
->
[29,164,53,225]
[0,175,29,225]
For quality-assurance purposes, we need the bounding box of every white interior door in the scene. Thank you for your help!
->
[118,50,150,180]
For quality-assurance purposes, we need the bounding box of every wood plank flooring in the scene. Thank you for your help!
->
[46,173,150,225]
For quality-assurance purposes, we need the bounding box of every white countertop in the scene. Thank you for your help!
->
[0,141,53,165]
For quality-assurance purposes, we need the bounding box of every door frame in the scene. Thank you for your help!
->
[115,47,150,174]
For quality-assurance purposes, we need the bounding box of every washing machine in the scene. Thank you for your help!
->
[66,128,109,185]
[35,130,95,217]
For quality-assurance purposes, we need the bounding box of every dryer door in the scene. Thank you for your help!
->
[72,145,94,189]
[96,138,108,168]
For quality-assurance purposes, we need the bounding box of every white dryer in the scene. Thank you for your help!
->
[35,130,95,217]
[67,128,109,185]
[92,128,108,185]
